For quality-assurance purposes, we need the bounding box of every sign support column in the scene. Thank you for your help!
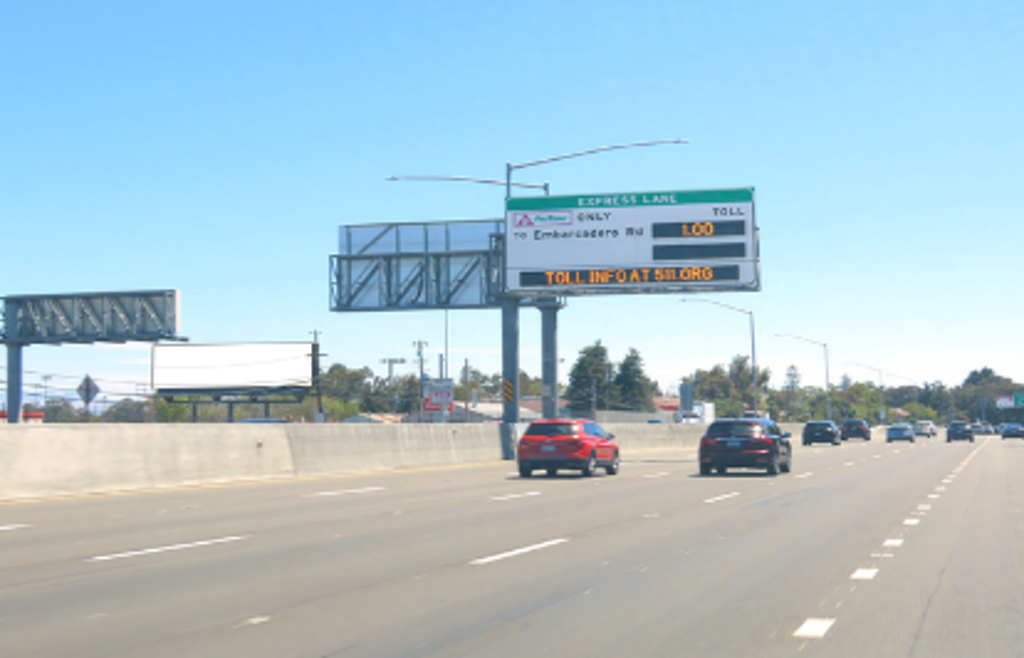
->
[538,297,563,419]
[6,342,22,423]
[500,296,520,459]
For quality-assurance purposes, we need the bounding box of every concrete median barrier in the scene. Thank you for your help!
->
[0,419,729,501]
[0,424,294,501]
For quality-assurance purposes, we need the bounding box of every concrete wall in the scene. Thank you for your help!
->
[0,420,837,501]
[286,423,504,477]
[0,424,294,501]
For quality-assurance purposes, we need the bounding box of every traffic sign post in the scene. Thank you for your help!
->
[430,378,455,421]
[77,375,101,417]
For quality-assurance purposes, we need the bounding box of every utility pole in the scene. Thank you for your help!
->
[311,330,324,423]
[380,357,406,383]
[463,358,470,423]
[413,340,428,419]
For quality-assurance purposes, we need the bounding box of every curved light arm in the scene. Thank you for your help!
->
[508,139,688,172]
[681,297,758,415]
[777,333,831,421]
[387,175,549,193]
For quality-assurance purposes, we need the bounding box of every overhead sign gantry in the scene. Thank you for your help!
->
[505,187,758,295]
[1,290,181,423]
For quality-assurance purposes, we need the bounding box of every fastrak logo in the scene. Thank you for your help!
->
[512,211,572,228]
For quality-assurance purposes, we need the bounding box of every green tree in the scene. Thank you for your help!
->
[564,341,614,414]
[101,399,147,423]
[519,370,543,397]
[613,348,655,411]
[321,364,373,403]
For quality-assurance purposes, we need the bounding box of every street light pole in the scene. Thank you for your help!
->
[776,333,831,421]
[681,298,759,416]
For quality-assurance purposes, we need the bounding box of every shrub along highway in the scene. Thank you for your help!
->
[1,434,1022,657]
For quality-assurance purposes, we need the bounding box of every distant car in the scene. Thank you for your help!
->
[699,418,792,476]
[647,418,667,424]
[802,420,841,446]
[517,419,619,477]
[887,423,916,442]
[947,421,975,442]
[982,422,996,435]
[913,420,937,437]
[1002,423,1024,439]
[840,419,871,441]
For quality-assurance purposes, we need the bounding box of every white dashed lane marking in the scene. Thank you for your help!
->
[87,536,248,562]
[883,539,904,547]
[851,568,879,580]
[469,538,569,565]
[490,492,541,502]
[703,492,740,504]
[0,524,29,532]
[793,618,835,638]
[305,487,385,498]
[903,518,921,526]
[643,472,670,479]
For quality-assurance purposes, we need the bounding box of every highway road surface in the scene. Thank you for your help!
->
[2,434,1022,657]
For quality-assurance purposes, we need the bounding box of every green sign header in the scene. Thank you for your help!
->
[506,187,754,212]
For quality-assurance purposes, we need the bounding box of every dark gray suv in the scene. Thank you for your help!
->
[699,418,793,476]
[947,421,974,442]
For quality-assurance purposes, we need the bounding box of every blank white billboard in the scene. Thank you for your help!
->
[152,342,313,391]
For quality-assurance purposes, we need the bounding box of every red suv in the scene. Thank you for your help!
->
[517,419,619,477]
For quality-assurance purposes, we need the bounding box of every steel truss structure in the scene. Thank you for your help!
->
[2,290,182,423]
[2,290,179,344]
[330,220,506,311]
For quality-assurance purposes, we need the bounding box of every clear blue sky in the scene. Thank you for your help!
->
[3,0,1022,405]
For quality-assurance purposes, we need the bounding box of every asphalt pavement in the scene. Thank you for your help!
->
[1,432,1022,657]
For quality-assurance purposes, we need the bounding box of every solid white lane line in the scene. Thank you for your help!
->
[644,472,671,479]
[470,538,569,565]
[851,568,879,580]
[305,487,385,498]
[883,539,904,547]
[903,519,920,526]
[490,491,541,502]
[704,492,740,504]
[793,618,835,639]
[0,524,29,532]
[88,536,247,562]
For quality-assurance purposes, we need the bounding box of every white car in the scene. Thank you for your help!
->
[914,420,937,437]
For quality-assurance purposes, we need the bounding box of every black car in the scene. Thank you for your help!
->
[699,418,792,476]
[1002,423,1024,440]
[840,419,871,441]
[803,420,841,446]
[947,421,974,442]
